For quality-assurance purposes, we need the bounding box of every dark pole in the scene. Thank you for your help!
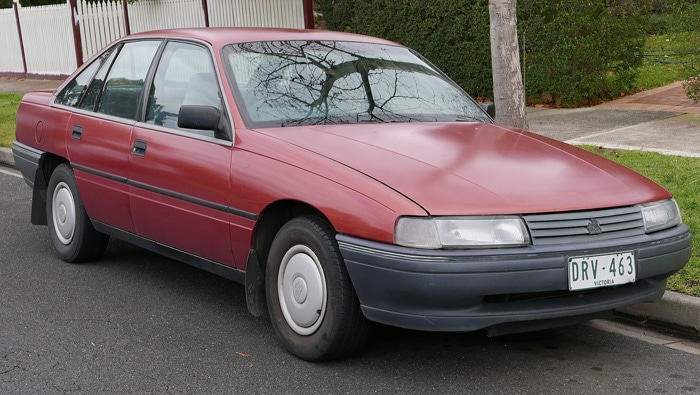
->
[303,0,314,29]
[68,0,83,66]
[13,0,28,78]
[122,0,131,35]
[201,0,210,27]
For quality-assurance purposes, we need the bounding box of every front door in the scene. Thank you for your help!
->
[128,41,235,266]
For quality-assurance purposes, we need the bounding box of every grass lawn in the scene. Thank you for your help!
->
[0,93,22,148]
[636,31,700,91]
[585,146,700,296]
[0,93,22,147]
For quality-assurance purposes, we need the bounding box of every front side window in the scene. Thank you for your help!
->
[145,41,220,132]
[97,40,160,120]
[223,41,489,128]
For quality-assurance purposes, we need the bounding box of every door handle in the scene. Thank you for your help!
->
[71,125,83,140]
[132,140,147,157]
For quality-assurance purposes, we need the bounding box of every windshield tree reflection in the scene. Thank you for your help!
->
[223,41,489,128]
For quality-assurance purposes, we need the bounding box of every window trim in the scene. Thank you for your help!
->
[51,36,235,144]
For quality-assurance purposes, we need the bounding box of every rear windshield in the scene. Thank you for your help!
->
[222,40,489,128]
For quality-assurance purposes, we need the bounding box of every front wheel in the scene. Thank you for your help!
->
[266,216,370,361]
[46,163,109,262]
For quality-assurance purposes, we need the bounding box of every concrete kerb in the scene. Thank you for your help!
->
[616,291,700,338]
[0,147,13,167]
[1,77,699,340]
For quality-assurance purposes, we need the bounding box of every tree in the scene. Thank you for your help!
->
[488,0,527,129]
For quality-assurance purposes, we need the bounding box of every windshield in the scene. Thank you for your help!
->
[222,41,490,128]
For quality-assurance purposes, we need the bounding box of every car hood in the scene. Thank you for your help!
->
[256,122,669,215]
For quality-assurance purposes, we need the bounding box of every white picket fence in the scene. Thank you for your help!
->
[208,0,307,29]
[0,0,308,78]
[22,3,77,75]
[0,8,24,74]
[128,0,205,34]
[0,3,75,75]
[78,0,126,60]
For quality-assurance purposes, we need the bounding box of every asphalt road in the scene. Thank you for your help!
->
[2,170,699,394]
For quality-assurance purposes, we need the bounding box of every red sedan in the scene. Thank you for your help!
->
[12,28,691,361]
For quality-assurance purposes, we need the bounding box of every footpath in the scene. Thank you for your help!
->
[528,81,700,158]
[1,77,699,339]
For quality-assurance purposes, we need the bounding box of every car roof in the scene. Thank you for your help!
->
[126,27,402,48]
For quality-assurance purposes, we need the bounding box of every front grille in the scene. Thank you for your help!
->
[523,206,645,246]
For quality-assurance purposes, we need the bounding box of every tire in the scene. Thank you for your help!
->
[266,216,370,361]
[46,163,109,263]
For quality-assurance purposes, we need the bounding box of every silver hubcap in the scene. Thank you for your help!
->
[278,245,327,336]
[52,181,76,245]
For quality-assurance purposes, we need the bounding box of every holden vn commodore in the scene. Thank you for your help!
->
[12,28,691,361]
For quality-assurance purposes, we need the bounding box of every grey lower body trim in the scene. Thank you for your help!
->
[92,220,245,285]
[11,141,44,188]
[338,225,691,333]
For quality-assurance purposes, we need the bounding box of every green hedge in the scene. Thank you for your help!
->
[519,1,648,106]
[647,0,700,34]
[316,0,650,107]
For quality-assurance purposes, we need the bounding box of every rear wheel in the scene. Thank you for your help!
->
[266,216,370,361]
[46,163,108,262]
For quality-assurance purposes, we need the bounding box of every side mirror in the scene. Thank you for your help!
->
[178,105,221,131]
[480,102,496,118]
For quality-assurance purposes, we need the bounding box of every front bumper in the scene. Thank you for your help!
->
[338,225,691,334]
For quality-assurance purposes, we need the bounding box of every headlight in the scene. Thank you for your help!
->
[395,216,531,249]
[641,199,682,233]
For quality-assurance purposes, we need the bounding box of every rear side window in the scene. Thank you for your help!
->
[97,40,160,120]
[54,49,113,107]
[78,48,119,111]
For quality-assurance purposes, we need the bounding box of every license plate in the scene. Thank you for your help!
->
[568,252,635,291]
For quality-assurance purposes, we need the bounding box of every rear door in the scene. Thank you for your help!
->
[63,40,161,233]
[128,40,235,267]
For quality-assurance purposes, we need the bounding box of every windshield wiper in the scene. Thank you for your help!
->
[453,115,483,122]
